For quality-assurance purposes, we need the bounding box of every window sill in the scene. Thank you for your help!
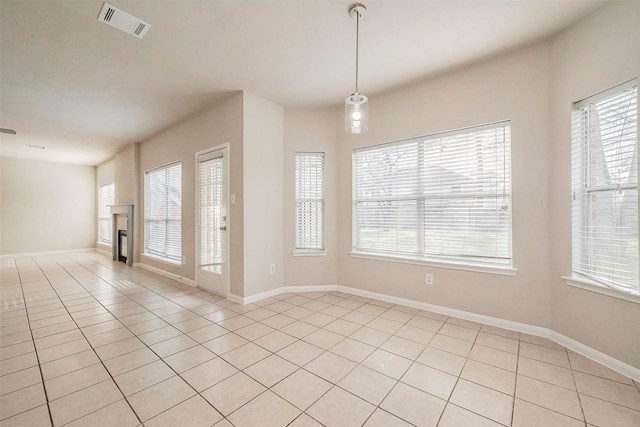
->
[562,275,640,305]
[292,250,327,257]
[96,242,112,246]
[349,251,517,276]
[141,253,182,267]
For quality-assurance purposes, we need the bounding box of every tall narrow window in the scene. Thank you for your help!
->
[353,121,512,268]
[144,162,182,263]
[98,182,114,244]
[296,153,325,251]
[571,80,638,296]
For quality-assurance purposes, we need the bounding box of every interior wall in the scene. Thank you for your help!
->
[96,157,115,253]
[548,1,640,368]
[336,42,552,327]
[137,93,245,295]
[242,92,284,297]
[96,157,115,186]
[283,108,338,287]
[0,157,96,255]
[115,145,136,205]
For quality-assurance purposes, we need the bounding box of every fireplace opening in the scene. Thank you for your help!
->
[118,230,128,263]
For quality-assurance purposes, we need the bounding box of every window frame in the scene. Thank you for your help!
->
[98,182,114,244]
[144,161,182,264]
[294,152,326,254]
[565,79,639,302]
[351,121,515,275]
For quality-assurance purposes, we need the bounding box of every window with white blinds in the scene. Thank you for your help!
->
[198,151,224,273]
[571,80,638,296]
[144,162,182,263]
[353,122,512,267]
[296,153,325,250]
[98,182,114,244]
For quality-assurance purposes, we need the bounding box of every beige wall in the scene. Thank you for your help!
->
[0,157,96,255]
[283,108,338,286]
[242,92,284,296]
[336,43,553,327]
[96,157,115,186]
[115,145,136,205]
[138,93,245,293]
[96,157,115,253]
[548,1,640,368]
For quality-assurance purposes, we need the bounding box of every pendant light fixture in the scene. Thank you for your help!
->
[345,3,368,134]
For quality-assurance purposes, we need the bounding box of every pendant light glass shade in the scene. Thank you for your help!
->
[345,92,368,133]
[345,4,368,134]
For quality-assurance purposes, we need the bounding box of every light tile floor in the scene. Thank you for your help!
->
[1,252,639,426]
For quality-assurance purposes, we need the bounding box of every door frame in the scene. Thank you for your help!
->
[194,142,230,297]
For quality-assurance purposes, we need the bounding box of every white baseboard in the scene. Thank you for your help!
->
[95,248,112,257]
[233,283,639,382]
[227,293,244,305]
[550,331,640,382]
[101,258,640,382]
[0,248,95,259]
[232,285,338,305]
[133,262,196,287]
[335,285,550,337]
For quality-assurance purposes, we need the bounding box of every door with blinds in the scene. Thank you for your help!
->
[196,146,229,296]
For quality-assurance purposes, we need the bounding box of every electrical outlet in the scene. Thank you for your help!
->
[425,273,434,285]
[269,264,276,274]
[182,256,187,265]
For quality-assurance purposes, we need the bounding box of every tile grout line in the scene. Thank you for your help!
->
[12,260,56,427]
[510,332,522,426]
[565,346,590,427]
[47,254,238,424]
[30,255,145,426]
[6,252,639,427]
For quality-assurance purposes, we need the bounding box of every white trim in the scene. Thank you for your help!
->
[95,247,112,257]
[134,262,195,287]
[550,330,640,382]
[227,293,245,305]
[231,285,339,305]
[0,248,95,259]
[349,252,517,276]
[563,276,640,305]
[335,285,546,336]
[141,253,182,267]
[292,250,327,257]
[228,283,639,381]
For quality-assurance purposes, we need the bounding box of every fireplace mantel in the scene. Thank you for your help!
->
[109,204,132,215]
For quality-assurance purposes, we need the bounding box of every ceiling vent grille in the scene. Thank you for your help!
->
[98,3,150,39]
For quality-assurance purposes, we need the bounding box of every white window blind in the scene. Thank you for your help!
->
[296,153,325,250]
[198,151,224,273]
[571,80,638,295]
[353,121,512,267]
[98,182,114,244]
[144,162,182,262]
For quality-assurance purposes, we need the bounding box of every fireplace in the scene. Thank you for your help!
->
[109,204,134,266]
[118,230,128,263]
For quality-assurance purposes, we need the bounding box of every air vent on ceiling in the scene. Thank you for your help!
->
[98,3,151,39]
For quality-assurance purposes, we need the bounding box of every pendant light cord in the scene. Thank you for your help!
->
[355,9,360,94]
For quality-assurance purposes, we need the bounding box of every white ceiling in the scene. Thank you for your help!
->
[0,0,605,166]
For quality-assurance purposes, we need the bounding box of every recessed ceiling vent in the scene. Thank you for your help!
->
[98,3,150,39]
